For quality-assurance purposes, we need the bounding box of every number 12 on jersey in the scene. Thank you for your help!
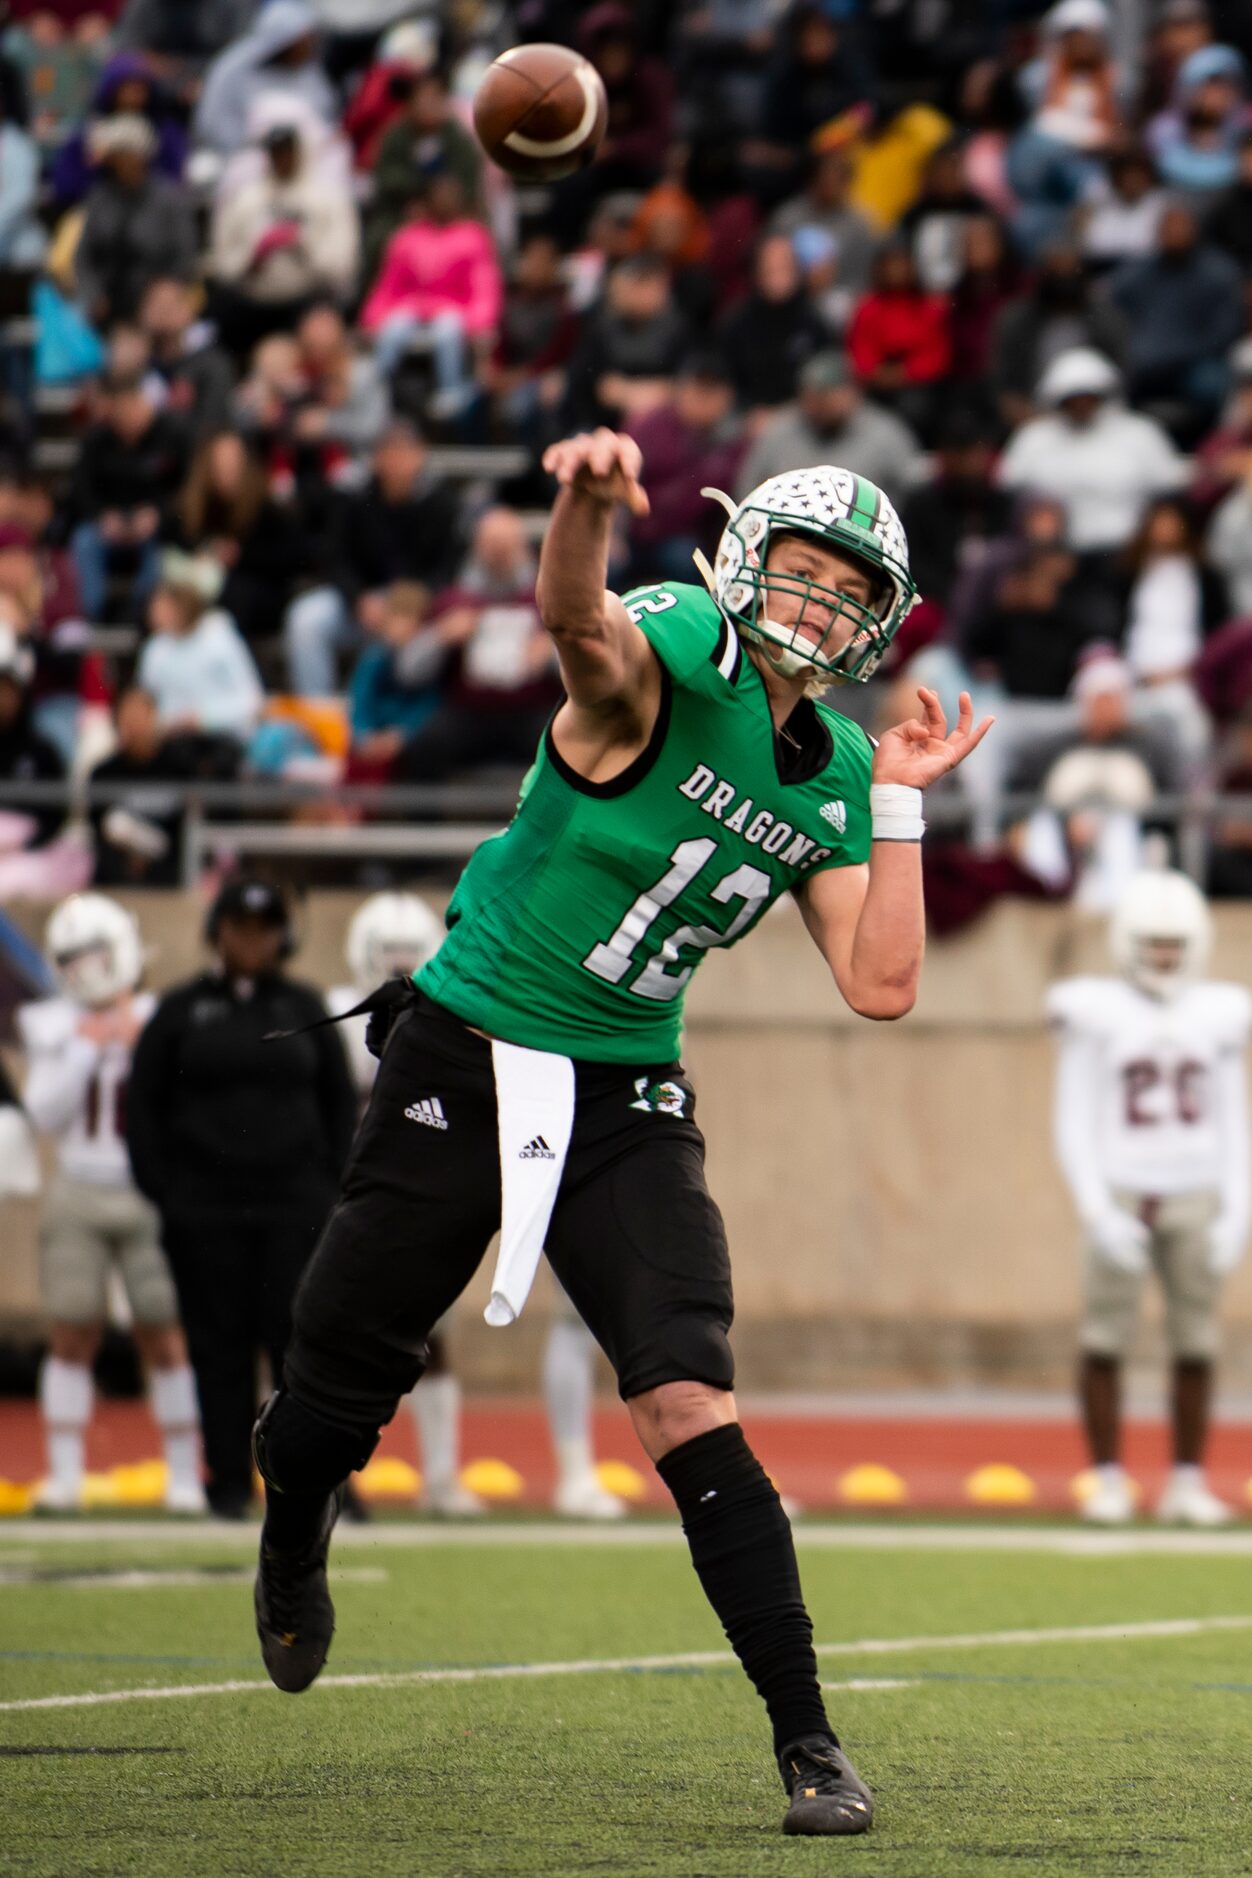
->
[583,837,771,1002]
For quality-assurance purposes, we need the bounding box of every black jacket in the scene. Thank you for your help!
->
[126,970,357,1222]
[68,412,190,526]
[328,473,463,599]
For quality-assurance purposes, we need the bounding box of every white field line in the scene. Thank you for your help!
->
[3,1614,1250,1715]
[5,1519,1252,1556]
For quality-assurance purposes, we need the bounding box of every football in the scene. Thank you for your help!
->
[472,42,608,182]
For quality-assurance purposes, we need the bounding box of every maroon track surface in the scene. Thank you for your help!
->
[3,1398,1252,1513]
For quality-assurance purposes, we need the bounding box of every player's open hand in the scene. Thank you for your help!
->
[542,428,650,517]
[872,688,994,791]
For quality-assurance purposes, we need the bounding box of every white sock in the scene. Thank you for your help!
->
[1096,1462,1126,1487]
[1170,1463,1203,1488]
[40,1357,92,1497]
[150,1365,202,1493]
[411,1373,460,1493]
[543,1317,597,1486]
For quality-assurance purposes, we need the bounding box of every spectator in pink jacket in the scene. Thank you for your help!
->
[360,173,503,419]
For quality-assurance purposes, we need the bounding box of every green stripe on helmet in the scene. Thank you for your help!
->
[849,475,880,532]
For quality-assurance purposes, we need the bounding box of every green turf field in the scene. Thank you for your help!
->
[3,1522,1252,1877]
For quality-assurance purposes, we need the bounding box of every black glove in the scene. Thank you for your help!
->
[364,975,420,1060]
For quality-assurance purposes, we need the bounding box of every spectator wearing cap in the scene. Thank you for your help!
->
[138,277,236,442]
[626,351,746,586]
[126,873,357,1517]
[997,347,1185,557]
[193,0,335,160]
[50,52,188,211]
[136,550,263,754]
[67,370,190,621]
[1204,125,1252,270]
[395,508,560,782]
[0,612,63,849]
[769,146,880,302]
[1079,144,1167,271]
[846,241,952,442]
[1014,649,1182,912]
[717,233,828,430]
[1148,43,1250,196]
[736,349,921,505]
[208,106,359,359]
[563,255,690,433]
[364,67,483,280]
[989,238,1128,430]
[286,420,462,696]
[75,114,197,327]
[88,686,193,888]
[1107,198,1244,432]
[1193,337,1252,511]
[342,19,437,173]
[361,172,502,418]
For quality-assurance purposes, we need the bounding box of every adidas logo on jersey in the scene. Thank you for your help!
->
[405,1096,448,1130]
[820,800,847,833]
[519,1135,555,1159]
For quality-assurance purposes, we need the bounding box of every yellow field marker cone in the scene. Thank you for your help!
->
[461,1458,524,1501]
[595,1459,647,1502]
[837,1463,909,1507]
[357,1456,421,1499]
[965,1463,1036,1507]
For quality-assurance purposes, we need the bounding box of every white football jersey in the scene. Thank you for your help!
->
[1046,976,1252,1194]
[327,984,375,1101]
[17,994,156,1188]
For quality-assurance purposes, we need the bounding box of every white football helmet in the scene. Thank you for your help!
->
[1110,870,1211,1000]
[45,893,144,1008]
[346,892,444,992]
[702,465,918,686]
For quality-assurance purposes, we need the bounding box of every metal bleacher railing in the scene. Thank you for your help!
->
[0,778,1245,889]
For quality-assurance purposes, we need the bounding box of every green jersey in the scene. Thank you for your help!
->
[417,581,873,1062]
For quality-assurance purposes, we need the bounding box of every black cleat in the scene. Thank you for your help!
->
[779,1734,874,1836]
[254,1488,342,1693]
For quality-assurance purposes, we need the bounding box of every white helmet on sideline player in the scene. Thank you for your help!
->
[346,892,444,992]
[45,893,144,1008]
[701,465,918,689]
[1110,869,1211,1001]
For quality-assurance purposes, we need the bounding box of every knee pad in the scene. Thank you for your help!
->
[252,1389,378,1497]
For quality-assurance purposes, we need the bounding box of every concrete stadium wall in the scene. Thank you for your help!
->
[6,891,1252,1393]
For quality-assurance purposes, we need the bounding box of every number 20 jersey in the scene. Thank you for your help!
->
[1047,975,1252,1194]
[417,581,873,1062]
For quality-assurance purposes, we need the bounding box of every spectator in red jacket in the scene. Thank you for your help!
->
[847,241,952,443]
[627,350,746,586]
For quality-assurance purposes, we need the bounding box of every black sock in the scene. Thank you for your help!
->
[253,1390,378,1552]
[656,1423,831,1757]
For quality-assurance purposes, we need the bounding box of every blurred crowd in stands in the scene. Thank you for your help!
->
[0,0,1250,920]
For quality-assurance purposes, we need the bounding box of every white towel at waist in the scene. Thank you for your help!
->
[485,1037,575,1326]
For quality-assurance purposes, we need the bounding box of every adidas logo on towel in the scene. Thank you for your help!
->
[519,1135,555,1160]
[405,1096,448,1130]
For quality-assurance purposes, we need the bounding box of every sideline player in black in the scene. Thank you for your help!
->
[127,876,357,1518]
[250,433,991,1835]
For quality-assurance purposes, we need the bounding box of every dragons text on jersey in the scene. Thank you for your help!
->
[418,581,874,1061]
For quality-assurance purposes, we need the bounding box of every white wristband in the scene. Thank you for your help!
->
[870,783,925,843]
